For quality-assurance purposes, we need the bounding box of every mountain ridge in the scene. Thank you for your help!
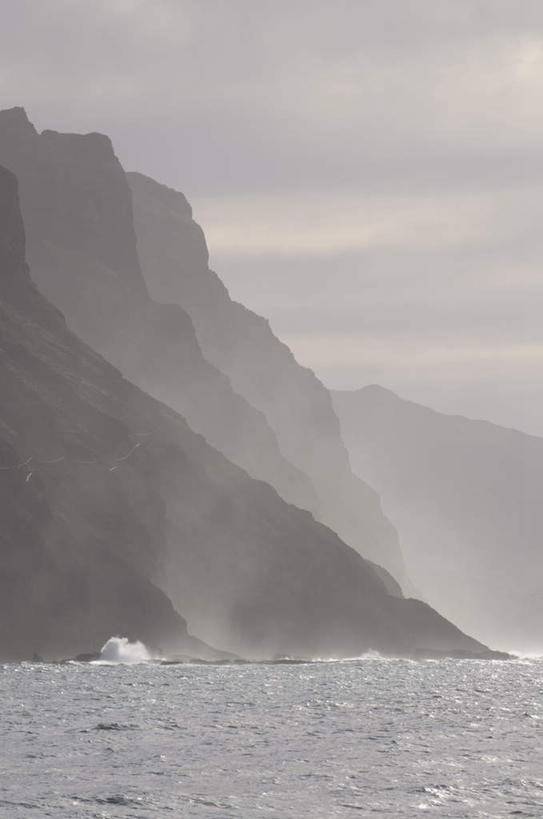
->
[128,170,408,586]
[0,106,318,515]
[332,384,543,652]
[0,162,502,661]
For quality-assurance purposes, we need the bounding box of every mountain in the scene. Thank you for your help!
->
[0,163,212,661]
[0,164,499,661]
[0,106,316,514]
[127,171,407,586]
[333,385,543,653]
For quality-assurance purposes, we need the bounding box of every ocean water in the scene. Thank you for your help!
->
[1,654,541,818]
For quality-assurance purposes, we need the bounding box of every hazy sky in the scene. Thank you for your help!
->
[1,0,542,435]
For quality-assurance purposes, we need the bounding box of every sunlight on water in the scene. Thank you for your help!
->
[1,657,541,817]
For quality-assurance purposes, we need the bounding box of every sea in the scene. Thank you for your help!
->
[1,643,541,818]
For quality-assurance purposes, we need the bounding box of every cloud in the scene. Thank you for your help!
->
[196,187,540,256]
[3,0,543,195]
[1,0,542,433]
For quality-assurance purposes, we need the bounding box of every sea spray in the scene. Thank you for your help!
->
[98,636,152,663]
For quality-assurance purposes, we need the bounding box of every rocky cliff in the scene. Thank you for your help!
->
[0,107,316,514]
[0,165,496,661]
[333,385,543,653]
[128,171,407,587]
[0,164,210,661]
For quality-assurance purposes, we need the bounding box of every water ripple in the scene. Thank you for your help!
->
[0,658,541,817]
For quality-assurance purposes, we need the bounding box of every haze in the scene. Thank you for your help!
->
[1,0,542,436]
[1,6,542,815]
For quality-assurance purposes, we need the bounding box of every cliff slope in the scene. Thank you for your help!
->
[0,107,316,513]
[128,171,407,586]
[0,165,494,661]
[333,385,543,653]
[0,164,212,661]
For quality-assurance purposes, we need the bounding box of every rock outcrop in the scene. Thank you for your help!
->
[0,165,496,661]
[0,107,316,514]
[333,384,543,653]
[128,171,407,587]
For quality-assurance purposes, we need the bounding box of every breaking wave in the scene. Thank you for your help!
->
[98,636,152,664]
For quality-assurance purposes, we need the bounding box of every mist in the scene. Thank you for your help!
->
[1,4,542,816]
[0,95,539,660]
[333,385,543,654]
[1,0,542,436]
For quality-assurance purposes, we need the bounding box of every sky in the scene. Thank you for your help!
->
[1,0,542,435]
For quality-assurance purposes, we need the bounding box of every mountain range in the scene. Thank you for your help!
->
[333,385,543,653]
[128,171,406,586]
[0,163,497,661]
[0,107,406,590]
[0,106,514,661]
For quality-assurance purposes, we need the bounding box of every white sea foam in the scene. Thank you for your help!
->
[98,636,152,664]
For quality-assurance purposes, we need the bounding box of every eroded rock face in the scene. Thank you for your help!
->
[128,171,408,587]
[0,164,495,661]
[0,165,201,661]
[333,384,543,653]
[0,107,316,514]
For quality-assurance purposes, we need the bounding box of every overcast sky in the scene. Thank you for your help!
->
[1,0,542,435]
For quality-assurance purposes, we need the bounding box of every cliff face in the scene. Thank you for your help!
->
[0,164,205,661]
[128,171,407,586]
[333,385,543,653]
[0,107,316,514]
[0,165,494,661]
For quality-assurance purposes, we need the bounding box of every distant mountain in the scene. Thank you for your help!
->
[128,171,407,586]
[0,106,316,515]
[333,385,543,653]
[0,165,499,661]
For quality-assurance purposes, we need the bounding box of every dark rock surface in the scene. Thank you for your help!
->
[0,107,316,514]
[0,165,497,661]
[128,171,408,587]
[333,384,543,653]
[0,164,208,661]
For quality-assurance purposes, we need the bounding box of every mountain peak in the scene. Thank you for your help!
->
[359,384,398,398]
[41,128,116,162]
[333,384,400,402]
[128,171,193,220]
[0,107,37,139]
[0,106,33,125]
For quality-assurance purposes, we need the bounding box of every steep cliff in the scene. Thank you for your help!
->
[333,385,543,653]
[0,107,316,513]
[0,165,495,661]
[0,164,209,661]
[128,171,407,586]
